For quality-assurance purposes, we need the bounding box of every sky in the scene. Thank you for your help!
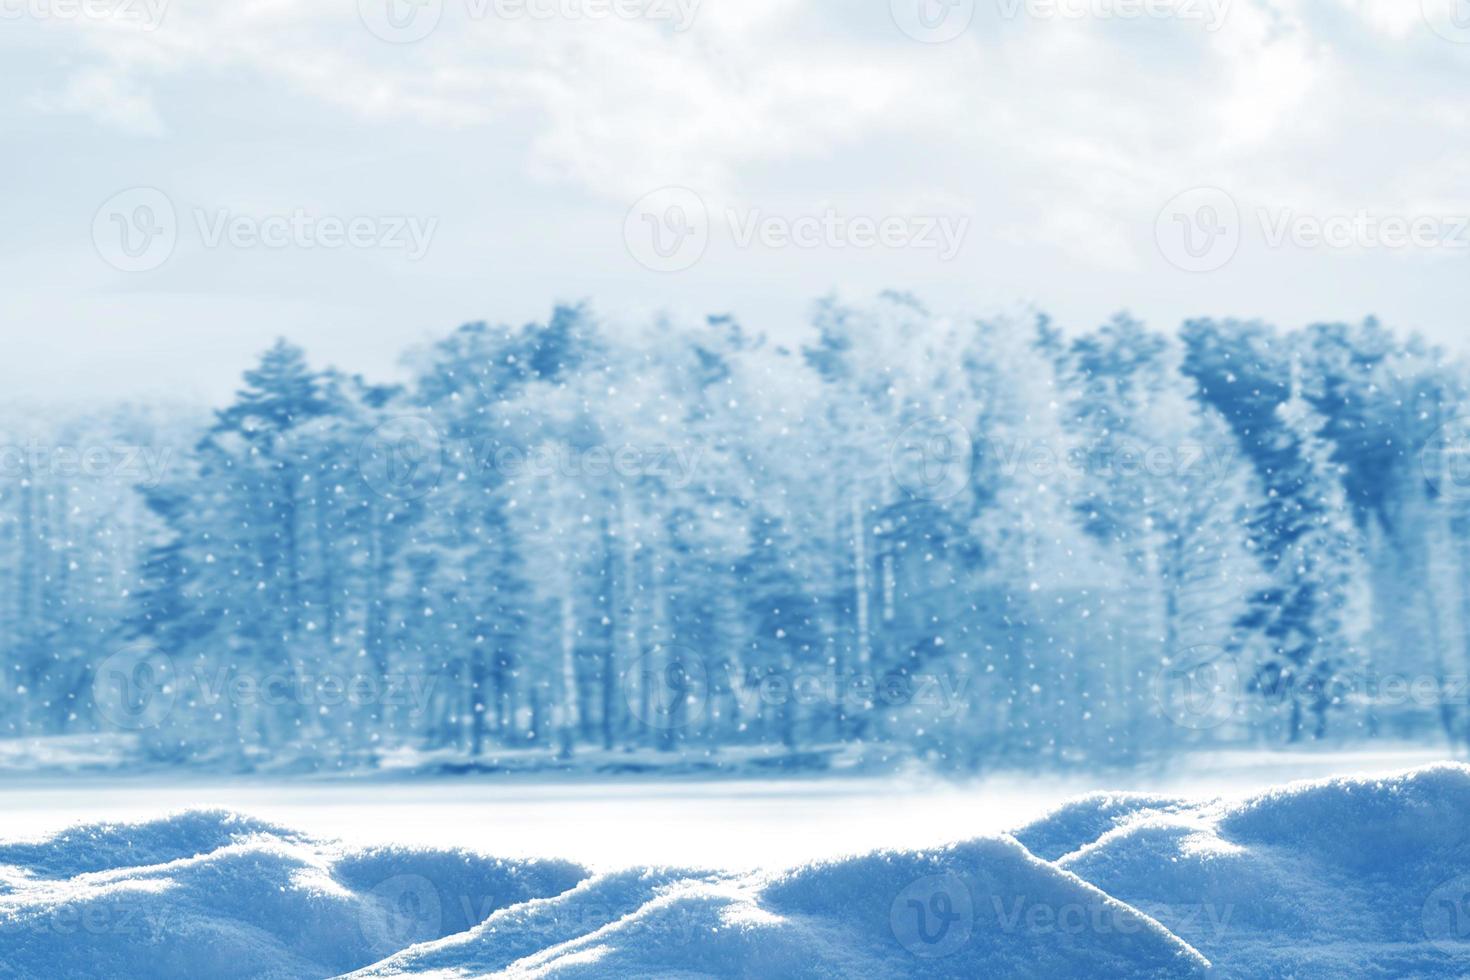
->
[2,0,1469,404]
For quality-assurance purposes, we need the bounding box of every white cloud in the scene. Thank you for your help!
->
[31,66,166,134]
[6,0,1470,403]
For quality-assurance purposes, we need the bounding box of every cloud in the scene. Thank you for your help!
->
[31,66,166,134]
[7,0,1470,398]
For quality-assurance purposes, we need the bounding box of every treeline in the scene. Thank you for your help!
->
[3,295,1469,771]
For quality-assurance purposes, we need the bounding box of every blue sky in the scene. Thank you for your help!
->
[3,0,1469,401]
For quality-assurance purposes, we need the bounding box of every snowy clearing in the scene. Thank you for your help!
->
[2,759,1469,977]
[0,746,1453,871]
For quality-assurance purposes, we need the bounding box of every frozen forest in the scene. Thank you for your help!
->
[4,295,1469,774]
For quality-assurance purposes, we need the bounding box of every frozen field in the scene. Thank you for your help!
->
[0,748,1454,871]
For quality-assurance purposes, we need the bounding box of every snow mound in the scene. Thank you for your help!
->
[1059,763,1470,977]
[347,867,703,977]
[0,810,297,879]
[358,840,1204,979]
[4,764,1470,978]
[0,811,585,979]
[1011,792,1192,862]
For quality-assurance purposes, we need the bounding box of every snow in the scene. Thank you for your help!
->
[2,746,1451,872]
[1056,763,1470,977]
[3,762,1469,977]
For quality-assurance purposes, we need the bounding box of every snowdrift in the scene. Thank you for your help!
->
[2,765,1468,978]
[1056,763,1470,977]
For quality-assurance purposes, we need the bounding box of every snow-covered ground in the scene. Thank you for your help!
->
[0,746,1453,870]
[2,753,1469,977]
